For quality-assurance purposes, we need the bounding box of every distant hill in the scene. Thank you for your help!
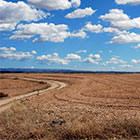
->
[0,68,139,74]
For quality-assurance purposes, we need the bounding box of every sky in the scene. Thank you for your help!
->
[0,0,140,71]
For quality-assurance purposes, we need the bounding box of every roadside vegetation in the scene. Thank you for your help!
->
[0,92,8,98]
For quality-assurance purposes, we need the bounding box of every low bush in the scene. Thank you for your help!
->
[0,92,8,98]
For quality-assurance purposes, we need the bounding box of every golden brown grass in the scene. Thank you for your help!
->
[0,101,140,140]
[0,73,140,140]
[0,77,49,98]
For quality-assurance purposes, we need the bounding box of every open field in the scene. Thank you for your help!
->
[0,73,140,140]
[0,76,49,99]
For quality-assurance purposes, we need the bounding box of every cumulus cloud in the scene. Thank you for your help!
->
[131,59,140,64]
[0,23,17,31]
[65,54,81,61]
[10,23,70,42]
[70,30,87,39]
[9,22,86,42]
[100,9,129,22]
[119,64,133,68]
[100,9,140,30]
[82,22,102,33]
[110,32,140,44]
[71,0,81,7]
[0,0,47,23]
[102,57,127,66]
[0,47,36,61]
[0,0,47,31]
[103,27,121,34]
[65,7,96,19]
[31,50,37,54]
[0,47,16,52]
[132,44,140,49]
[115,0,140,5]
[28,0,80,10]
[36,53,69,65]
[83,54,101,64]
[76,50,87,53]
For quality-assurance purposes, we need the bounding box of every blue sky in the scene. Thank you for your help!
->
[0,0,140,71]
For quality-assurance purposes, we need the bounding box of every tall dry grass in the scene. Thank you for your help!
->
[0,102,140,140]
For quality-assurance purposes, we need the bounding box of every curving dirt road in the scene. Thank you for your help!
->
[0,77,67,114]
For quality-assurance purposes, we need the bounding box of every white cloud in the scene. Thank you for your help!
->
[102,57,127,66]
[76,50,87,53]
[82,22,102,33]
[100,9,129,22]
[111,67,115,70]
[0,47,35,61]
[131,59,140,64]
[0,0,47,24]
[103,27,121,34]
[71,0,81,7]
[132,44,140,49]
[70,30,87,39]
[28,0,80,10]
[83,54,101,64]
[31,50,37,54]
[115,0,140,5]
[0,23,16,31]
[110,32,140,44]
[111,17,140,30]
[100,9,140,30]
[10,23,70,42]
[0,47,16,52]
[119,64,133,68]
[66,54,81,61]
[65,7,96,19]
[10,22,86,42]
[36,53,69,65]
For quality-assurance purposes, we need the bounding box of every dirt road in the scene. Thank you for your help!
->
[0,77,67,114]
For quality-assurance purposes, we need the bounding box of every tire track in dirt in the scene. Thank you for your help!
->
[53,92,140,110]
[51,75,140,111]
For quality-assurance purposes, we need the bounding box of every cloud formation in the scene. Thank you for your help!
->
[10,23,70,42]
[102,57,127,66]
[76,50,87,53]
[0,0,47,31]
[66,53,81,61]
[132,44,140,49]
[36,53,69,65]
[119,64,133,68]
[28,0,81,10]
[100,9,140,30]
[65,7,96,19]
[82,22,102,33]
[0,47,36,61]
[110,32,140,44]
[115,0,140,5]
[10,22,87,42]
[131,59,140,64]
[83,54,101,64]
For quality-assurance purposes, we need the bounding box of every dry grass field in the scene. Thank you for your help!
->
[0,76,49,99]
[0,73,140,140]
